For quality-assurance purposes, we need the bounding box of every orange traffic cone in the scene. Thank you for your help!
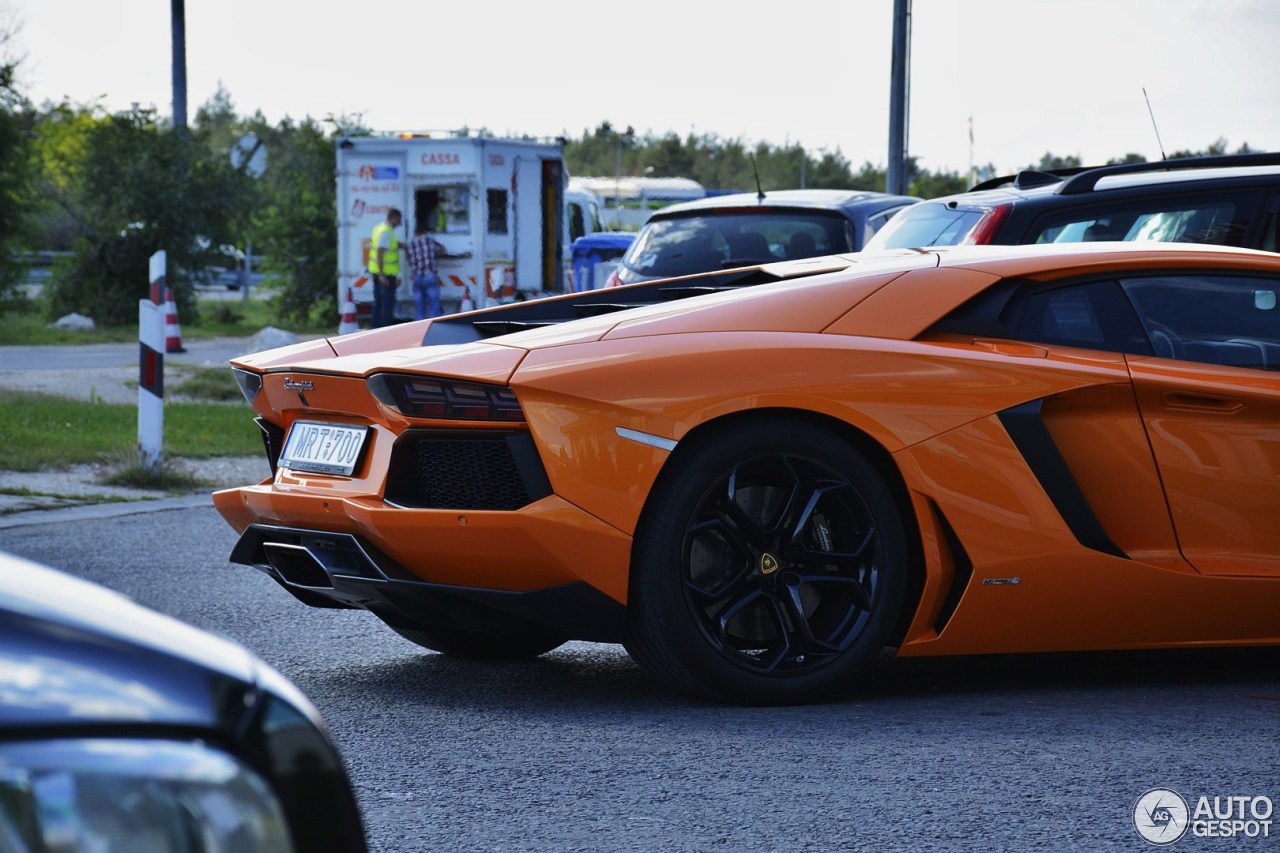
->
[338,287,359,335]
[163,287,185,353]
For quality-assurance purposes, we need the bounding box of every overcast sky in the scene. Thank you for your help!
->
[7,0,1278,175]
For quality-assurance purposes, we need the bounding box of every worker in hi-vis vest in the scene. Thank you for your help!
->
[368,207,403,328]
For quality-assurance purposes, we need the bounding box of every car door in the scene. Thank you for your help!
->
[1120,272,1280,577]
[952,276,1186,567]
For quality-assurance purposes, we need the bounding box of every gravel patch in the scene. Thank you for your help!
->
[0,456,271,514]
[0,364,218,405]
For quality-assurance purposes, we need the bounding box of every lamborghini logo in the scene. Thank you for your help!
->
[759,553,780,575]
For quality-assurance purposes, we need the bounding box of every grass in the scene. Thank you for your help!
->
[0,293,336,346]
[98,447,210,493]
[170,365,244,402]
[0,390,261,471]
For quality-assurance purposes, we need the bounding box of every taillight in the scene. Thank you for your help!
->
[368,374,525,422]
[961,202,1012,245]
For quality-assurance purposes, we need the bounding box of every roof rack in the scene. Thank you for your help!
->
[1056,151,1280,195]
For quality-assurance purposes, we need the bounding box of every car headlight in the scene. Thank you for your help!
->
[0,739,295,852]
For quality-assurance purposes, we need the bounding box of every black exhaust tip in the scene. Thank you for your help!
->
[262,542,333,588]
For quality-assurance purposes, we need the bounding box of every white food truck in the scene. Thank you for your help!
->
[336,133,602,318]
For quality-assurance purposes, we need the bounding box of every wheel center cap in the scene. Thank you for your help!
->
[759,552,780,575]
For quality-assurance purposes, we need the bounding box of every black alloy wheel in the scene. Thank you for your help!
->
[626,418,907,705]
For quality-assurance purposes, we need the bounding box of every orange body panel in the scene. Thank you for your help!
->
[1128,357,1280,577]
[213,243,1280,657]
[1038,382,1186,571]
[213,487,634,603]
[894,416,1280,655]
[826,268,1000,339]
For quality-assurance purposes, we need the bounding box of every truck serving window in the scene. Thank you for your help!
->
[487,189,509,234]
[414,186,471,234]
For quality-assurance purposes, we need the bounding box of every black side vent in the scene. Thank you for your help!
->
[997,400,1128,559]
[385,430,552,510]
[930,502,974,635]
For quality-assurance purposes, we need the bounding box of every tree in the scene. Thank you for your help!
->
[0,24,33,307]
[251,116,337,322]
[28,100,98,251]
[40,105,243,324]
[908,167,968,198]
[1029,152,1083,172]
[566,124,894,194]
[1168,138,1260,160]
[1106,152,1149,166]
[640,132,697,179]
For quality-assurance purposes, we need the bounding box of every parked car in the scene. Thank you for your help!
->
[213,241,1280,705]
[0,551,366,851]
[864,152,1280,253]
[605,188,918,286]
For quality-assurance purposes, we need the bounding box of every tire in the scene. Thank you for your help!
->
[388,623,566,660]
[625,418,907,705]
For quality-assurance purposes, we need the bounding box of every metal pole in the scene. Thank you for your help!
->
[171,0,187,129]
[886,0,911,195]
[614,136,622,230]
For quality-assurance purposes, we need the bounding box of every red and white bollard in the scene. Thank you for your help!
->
[138,252,167,469]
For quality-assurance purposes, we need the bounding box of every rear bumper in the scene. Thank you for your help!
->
[214,482,633,598]
[228,524,627,643]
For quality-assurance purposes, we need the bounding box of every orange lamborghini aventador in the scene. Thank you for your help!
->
[214,243,1280,705]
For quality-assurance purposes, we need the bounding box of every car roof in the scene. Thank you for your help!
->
[649,188,918,219]
[939,152,1280,209]
[926,239,1279,270]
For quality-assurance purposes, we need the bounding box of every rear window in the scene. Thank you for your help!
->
[864,202,985,250]
[1030,194,1256,246]
[620,211,854,279]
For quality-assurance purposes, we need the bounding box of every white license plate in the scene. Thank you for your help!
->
[279,421,369,476]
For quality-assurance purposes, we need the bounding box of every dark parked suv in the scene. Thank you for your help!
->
[606,189,918,287]
[864,152,1280,253]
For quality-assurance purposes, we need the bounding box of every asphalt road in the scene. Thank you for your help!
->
[1,504,1277,852]
[0,336,260,372]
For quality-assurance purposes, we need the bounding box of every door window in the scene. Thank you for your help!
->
[1031,194,1255,246]
[1120,274,1280,369]
[486,189,508,235]
[994,280,1152,355]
